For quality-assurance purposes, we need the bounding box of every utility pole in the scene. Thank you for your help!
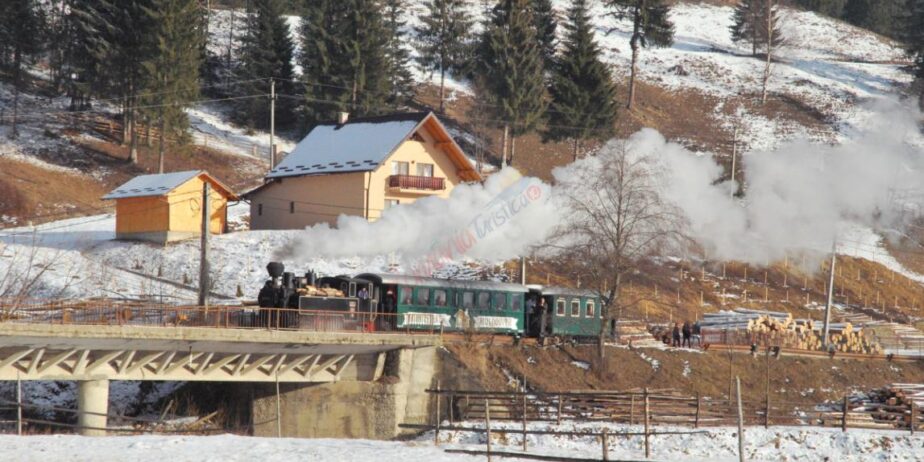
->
[520,257,527,285]
[730,126,738,198]
[198,182,211,307]
[270,78,276,168]
[822,240,837,348]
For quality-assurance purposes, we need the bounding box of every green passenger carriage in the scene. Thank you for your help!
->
[526,286,603,338]
[356,273,528,334]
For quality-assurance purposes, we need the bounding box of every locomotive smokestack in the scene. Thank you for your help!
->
[267,262,285,278]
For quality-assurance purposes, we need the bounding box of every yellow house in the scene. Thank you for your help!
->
[246,112,482,229]
[102,170,238,244]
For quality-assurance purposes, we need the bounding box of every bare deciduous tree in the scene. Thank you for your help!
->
[547,138,687,364]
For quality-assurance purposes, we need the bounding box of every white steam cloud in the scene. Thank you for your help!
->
[645,101,924,264]
[279,101,924,271]
[277,168,559,273]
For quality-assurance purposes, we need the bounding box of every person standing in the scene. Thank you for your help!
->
[682,321,692,348]
[672,323,681,347]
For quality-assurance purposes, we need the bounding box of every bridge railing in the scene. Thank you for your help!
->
[0,300,442,336]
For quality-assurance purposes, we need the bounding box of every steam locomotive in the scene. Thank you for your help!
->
[257,262,603,339]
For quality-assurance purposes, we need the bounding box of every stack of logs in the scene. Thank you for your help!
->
[613,320,664,348]
[700,308,882,354]
[833,384,924,430]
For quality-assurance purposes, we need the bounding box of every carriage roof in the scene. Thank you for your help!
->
[356,273,528,293]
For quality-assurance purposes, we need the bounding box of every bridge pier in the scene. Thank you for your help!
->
[77,379,109,436]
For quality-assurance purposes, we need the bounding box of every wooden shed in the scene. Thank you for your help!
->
[102,170,238,244]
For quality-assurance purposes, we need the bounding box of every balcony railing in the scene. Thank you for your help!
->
[387,174,446,191]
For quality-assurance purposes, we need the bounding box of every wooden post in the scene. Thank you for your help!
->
[485,398,492,462]
[841,395,848,432]
[521,393,528,451]
[765,351,771,429]
[434,382,441,445]
[449,394,455,426]
[695,393,701,429]
[910,400,916,435]
[630,394,636,425]
[275,371,282,438]
[644,388,651,459]
[16,372,22,436]
[736,377,745,462]
[602,427,609,461]
[557,394,563,425]
[198,182,211,308]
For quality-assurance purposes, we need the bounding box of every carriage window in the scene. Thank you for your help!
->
[400,287,413,305]
[492,293,506,310]
[416,288,430,305]
[511,294,523,311]
[556,299,566,316]
[433,289,448,306]
[349,282,356,297]
[462,291,475,308]
[477,292,491,309]
[571,299,581,317]
[586,300,595,317]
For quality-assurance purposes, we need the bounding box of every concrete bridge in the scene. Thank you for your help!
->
[0,322,442,437]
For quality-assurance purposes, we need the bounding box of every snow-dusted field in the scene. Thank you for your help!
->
[2,423,923,461]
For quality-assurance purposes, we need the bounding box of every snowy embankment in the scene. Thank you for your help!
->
[2,423,922,462]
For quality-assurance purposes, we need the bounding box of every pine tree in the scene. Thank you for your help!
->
[478,0,548,166]
[234,0,296,130]
[91,1,155,163]
[605,0,674,110]
[383,0,414,109]
[903,0,924,101]
[730,0,784,57]
[531,0,558,71]
[415,0,473,112]
[300,0,392,126]
[0,0,46,138]
[545,0,618,161]
[300,0,352,126]
[141,0,205,173]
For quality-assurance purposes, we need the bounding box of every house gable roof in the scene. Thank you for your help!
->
[265,112,481,182]
[102,170,237,200]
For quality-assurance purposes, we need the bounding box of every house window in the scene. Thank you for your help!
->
[257,203,263,216]
[571,299,581,317]
[385,199,399,210]
[391,161,409,175]
[416,163,434,177]
[556,299,566,316]
[586,300,595,317]
[289,201,295,214]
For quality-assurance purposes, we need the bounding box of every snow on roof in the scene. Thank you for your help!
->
[266,113,430,179]
[102,170,203,200]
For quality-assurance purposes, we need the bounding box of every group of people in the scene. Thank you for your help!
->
[669,321,700,348]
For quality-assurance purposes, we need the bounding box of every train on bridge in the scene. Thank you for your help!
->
[257,262,603,340]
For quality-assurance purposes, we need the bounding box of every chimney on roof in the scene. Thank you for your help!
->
[338,112,350,124]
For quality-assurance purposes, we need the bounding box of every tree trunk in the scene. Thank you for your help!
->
[628,36,640,110]
[158,119,166,174]
[10,49,23,138]
[129,113,138,164]
[501,124,509,168]
[509,136,517,166]
[761,4,773,105]
[572,138,579,161]
[439,65,446,113]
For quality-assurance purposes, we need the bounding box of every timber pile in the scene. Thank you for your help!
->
[700,308,882,354]
[297,286,345,297]
[613,320,663,348]
[846,384,924,430]
[864,323,924,357]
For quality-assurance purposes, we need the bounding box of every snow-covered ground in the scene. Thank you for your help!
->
[2,423,922,461]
